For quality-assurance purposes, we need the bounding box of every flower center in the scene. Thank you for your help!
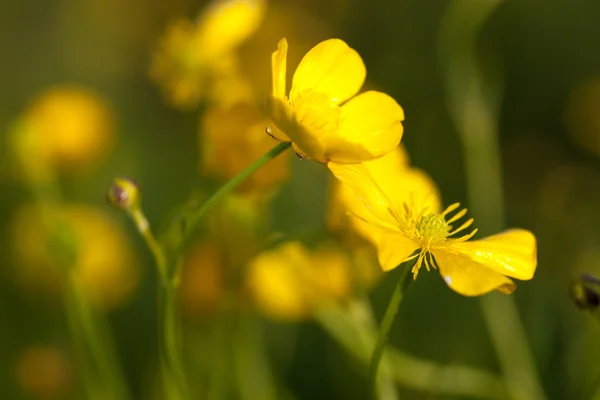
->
[292,91,342,135]
[416,213,449,246]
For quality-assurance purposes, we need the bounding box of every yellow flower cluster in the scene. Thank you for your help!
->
[149,0,538,318]
[149,0,265,109]
[267,38,537,296]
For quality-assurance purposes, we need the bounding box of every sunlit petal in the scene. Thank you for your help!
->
[328,162,397,227]
[270,37,288,99]
[290,39,366,105]
[375,230,420,272]
[322,91,404,163]
[432,250,516,296]
[452,229,537,280]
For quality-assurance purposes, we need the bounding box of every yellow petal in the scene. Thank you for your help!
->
[328,162,398,228]
[323,91,404,163]
[432,250,516,296]
[197,0,266,59]
[374,229,419,271]
[363,149,442,215]
[364,144,410,172]
[271,37,287,99]
[452,229,537,280]
[290,39,366,105]
[266,95,328,160]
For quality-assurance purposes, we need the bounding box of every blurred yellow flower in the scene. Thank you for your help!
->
[149,0,265,109]
[10,204,141,309]
[20,86,115,172]
[247,241,362,320]
[266,38,404,163]
[179,240,224,317]
[200,103,290,192]
[330,163,537,296]
[15,345,72,398]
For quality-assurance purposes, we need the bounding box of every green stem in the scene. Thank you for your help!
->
[369,264,413,400]
[127,202,189,399]
[68,280,131,400]
[178,141,291,248]
[316,300,511,400]
[130,207,168,280]
[129,142,290,399]
[233,313,278,400]
[158,277,191,400]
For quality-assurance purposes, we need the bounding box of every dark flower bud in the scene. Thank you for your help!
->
[570,274,600,311]
[106,177,140,210]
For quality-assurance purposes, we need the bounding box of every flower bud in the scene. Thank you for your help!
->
[570,274,600,310]
[106,177,140,210]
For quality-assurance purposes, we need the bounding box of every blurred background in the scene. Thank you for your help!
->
[1,0,600,399]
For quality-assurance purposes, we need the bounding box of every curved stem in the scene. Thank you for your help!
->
[158,278,191,400]
[369,264,413,400]
[130,208,168,280]
[128,210,189,399]
[178,141,291,249]
[131,141,290,399]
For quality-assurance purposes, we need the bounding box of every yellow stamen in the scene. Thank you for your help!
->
[412,253,425,280]
[446,208,468,224]
[448,228,478,243]
[441,202,460,217]
[402,252,420,263]
[423,253,431,272]
[427,253,438,270]
[448,218,474,236]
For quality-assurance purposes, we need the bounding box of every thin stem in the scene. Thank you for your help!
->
[68,280,131,400]
[158,278,191,400]
[178,141,291,248]
[233,313,278,400]
[369,264,413,400]
[123,196,190,400]
[125,142,290,400]
[129,207,168,281]
[315,300,510,400]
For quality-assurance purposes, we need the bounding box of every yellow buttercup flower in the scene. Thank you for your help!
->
[150,0,265,109]
[266,38,404,163]
[330,163,537,296]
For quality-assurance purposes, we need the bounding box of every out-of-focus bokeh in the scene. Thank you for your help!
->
[2,0,600,399]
